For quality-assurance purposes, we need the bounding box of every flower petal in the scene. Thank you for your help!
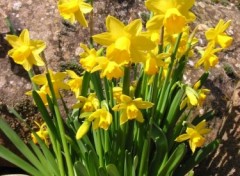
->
[120,111,128,125]
[175,134,190,142]
[125,19,142,35]
[106,15,125,37]
[76,121,91,140]
[92,32,115,46]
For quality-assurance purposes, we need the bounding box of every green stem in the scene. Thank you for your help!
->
[56,141,65,176]
[46,73,74,176]
[140,71,148,99]
[122,66,130,95]
[94,129,104,167]
[5,16,16,34]
[139,138,149,175]
[91,72,104,101]
[28,69,39,91]
[156,33,183,125]
[81,71,91,96]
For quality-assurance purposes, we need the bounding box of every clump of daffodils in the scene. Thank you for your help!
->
[3,0,233,175]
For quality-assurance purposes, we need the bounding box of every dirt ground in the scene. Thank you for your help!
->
[0,0,240,175]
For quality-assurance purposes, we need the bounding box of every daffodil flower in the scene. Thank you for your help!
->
[145,0,195,34]
[31,69,70,98]
[180,83,210,109]
[91,57,124,80]
[164,26,198,59]
[5,29,46,71]
[66,70,83,97]
[73,93,99,112]
[88,108,112,130]
[31,122,50,146]
[76,105,112,140]
[112,94,154,125]
[26,85,49,106]
[79,43,105,72]
[205,19,233,48]
[144,51,170,75]
[58,0,93,27]
[195,44,222,71]
[92,15,155,63]
[175,120,211,153]
[76,120,91,140]
[193,81,210,107]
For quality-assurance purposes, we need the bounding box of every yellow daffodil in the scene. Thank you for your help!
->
[164,26,198,59]
[180,82,210,109]
[144,51,170,75]
[193,81,210,107]
[106,44,131,65]
[75,107,112,140]
[31,122,50,146]
[195,44,222,71]
[76,120,91,140]
[175,120,211,153]
[112,94,154,125]
[26,85,49,106]
[66,70,83,97]
[5,29,46,71]
[205,19,233,48]
[88,108,112,130]
[92,15,155,63]
[31,69,70,98]
[91,57,124,80]
[79,43,105,72]
[73,93,99,112]
[145,0,195,34]
[58,0,93,27]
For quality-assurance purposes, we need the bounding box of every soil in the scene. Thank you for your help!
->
[0,0,240,175]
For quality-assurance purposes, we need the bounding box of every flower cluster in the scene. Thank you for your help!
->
[2,0,233,175]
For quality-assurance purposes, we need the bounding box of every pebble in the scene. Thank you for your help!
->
[12,1,22,11]
[0,76,6,88]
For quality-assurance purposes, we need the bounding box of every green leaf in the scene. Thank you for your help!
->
[192,110,214,125]
[163,89,184,133]
[98,166,108,176]
[81,71,91,96]
[196,72,209,89]
[87,150,99,176]
[74,161,89,176]
[156,81,172,125]
[0,146,41,176]
[29,142,53,175]
[168,114,188,151]
[150,124,168,176]
[172,55,187,83]
[32,91,59,140]
[0,118,48,175]
[175,140,220,176]
[31,134,60,176]
[132,155,138,175]
[106,164,121,176]
[91,71,105,101]
[159,143,186,176]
